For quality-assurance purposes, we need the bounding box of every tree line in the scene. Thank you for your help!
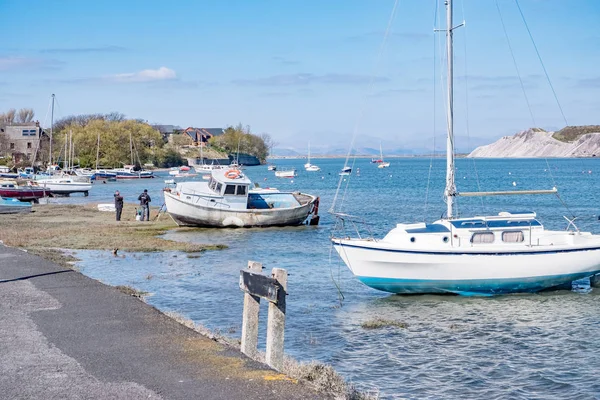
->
[1,107,273,168]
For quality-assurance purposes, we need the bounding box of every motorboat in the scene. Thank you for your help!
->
[0,197,32,214]
[114,165,154,179]
[275,168,297,178]
[36,176,93,196]
[339,166,352,176]
[164,168,319,228]
[0,180,48,202]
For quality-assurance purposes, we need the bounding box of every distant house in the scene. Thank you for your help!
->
[0,121,48,164]
[151,124,182,142]
[182,127,224,147]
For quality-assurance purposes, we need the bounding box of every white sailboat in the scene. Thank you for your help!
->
[304,142,321,172]
[331,0,600,295]
[377,143,390,169]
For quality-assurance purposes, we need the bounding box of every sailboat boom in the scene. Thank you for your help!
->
[458,188,558,197]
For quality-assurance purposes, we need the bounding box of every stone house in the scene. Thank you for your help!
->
[0,122,48,164]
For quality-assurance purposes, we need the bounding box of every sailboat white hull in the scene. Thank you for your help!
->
[332,238,600,294]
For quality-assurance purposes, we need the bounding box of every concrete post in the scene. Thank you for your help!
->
[240,261,262,358]
[265,268,287,371]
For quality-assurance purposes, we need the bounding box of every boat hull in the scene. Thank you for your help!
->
[332,239,600,295]
[164,191,317,228]
[36,181,92,195]
[0,187,48,202]
[0,197,32,214]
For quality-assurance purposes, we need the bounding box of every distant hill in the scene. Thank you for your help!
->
[468,126,600,158]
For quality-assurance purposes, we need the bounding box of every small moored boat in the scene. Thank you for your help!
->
[0,180,48,202]
[275,168,297,178]
[0,197,32,214]
[164,168,319,228]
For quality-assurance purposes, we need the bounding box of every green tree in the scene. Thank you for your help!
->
[209,124,270,163]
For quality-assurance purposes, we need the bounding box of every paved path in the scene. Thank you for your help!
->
[0,245,327,400]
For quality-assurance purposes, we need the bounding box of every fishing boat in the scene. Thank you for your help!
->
[163,168,319,228]
[331,0,600,295]
[0,197,32,214]
[0,180,48,202]
[304,142,321,172]
[377,143,390,169]
[275,168,297,178]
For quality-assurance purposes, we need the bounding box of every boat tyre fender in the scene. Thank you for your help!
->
[225,170,240,179]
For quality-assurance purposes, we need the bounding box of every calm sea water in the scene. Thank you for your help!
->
[67,158,600,399]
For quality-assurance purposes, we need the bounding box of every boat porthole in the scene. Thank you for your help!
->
[443,236,449,243]
[410,237,416,243]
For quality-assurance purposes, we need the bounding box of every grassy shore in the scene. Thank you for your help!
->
[0,203,224,266]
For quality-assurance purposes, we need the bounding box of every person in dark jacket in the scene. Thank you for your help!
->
[138,189,151,221]
[114,190,124,221]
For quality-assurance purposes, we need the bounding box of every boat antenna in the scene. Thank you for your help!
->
[50,93,55,166]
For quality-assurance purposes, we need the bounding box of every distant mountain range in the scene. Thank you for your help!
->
[468,126,600,158]
[272,135,490,157]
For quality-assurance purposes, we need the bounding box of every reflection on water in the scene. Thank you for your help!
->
[70,159,600,399]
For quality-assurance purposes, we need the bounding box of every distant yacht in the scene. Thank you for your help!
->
[304,142,321,172]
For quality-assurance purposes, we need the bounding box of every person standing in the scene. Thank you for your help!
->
[114,190,124,221]
[138,189,151,221]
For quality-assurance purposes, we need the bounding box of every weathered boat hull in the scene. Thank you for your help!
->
[164,191,317,228]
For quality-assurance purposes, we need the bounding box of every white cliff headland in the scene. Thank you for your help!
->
[468,126,600,158]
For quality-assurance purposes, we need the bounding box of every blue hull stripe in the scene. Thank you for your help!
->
[358,271,600,295]
[333,242,600,256]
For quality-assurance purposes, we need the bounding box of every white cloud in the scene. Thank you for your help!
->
[108,67,177,83]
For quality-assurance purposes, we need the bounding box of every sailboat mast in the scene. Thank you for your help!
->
[96,132,100,170]
[50,94,55,165]
[445,0,457,218]
[130,132,134,165]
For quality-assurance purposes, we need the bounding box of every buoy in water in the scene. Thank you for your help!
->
[512,181,517,186]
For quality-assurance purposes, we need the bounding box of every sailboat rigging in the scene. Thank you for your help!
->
[331,0,600,295]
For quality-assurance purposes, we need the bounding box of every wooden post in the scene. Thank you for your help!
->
[240,261,262,358]
[265,268,287,371]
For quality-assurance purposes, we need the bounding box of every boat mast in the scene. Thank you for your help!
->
[444,0,457,218]
[96,131,100,170]
[50,94,55,166]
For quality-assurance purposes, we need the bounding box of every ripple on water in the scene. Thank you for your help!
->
[70,159,600,399]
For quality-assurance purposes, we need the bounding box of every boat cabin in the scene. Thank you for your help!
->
[387,211,554,249]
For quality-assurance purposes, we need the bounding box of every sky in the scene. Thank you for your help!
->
[1,0,599,153]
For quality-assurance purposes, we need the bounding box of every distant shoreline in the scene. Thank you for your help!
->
[268,154,467,159]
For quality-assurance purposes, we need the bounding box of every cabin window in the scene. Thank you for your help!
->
[502,231,524,243]
[236,185,247,196]
[471,232,494,244]
[209,179,217,191]
[224,185,236,195]
[216,183,222,193]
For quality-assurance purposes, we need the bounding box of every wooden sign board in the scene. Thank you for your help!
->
[239,270,280,304]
